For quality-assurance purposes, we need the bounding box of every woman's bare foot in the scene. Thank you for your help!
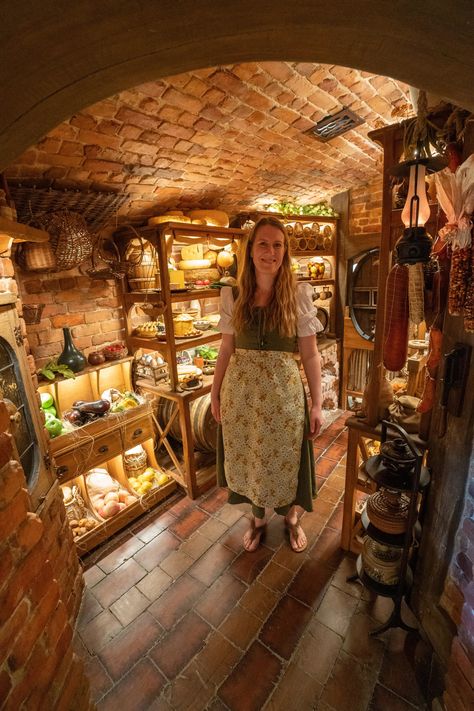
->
[243,517,266,552]
[285,512,307,553]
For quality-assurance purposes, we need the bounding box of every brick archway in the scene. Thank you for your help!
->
[1,0,473,168]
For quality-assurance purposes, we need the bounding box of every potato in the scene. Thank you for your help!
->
[69,519,79,528]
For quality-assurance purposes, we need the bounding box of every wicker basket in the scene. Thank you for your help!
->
[124,446,148,478]
[38,210,94,271]
[16,241,56,272]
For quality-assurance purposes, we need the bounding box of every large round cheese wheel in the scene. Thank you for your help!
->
[187,210,229,227]
[177,259,212,271]
[148,215,191,225]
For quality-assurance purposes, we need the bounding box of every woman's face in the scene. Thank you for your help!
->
[250,224,286,278]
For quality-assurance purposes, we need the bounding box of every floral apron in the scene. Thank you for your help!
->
[216,309,316,512]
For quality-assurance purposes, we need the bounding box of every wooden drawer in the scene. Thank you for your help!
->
[53,430,123,481]
[122,414,154,450]
[85,430,123,470]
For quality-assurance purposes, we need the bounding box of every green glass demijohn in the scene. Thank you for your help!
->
[57,327,86,372]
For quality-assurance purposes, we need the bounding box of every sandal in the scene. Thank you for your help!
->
[243,518,266,552]
[285,518,307,553]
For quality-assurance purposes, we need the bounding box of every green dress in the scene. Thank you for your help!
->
[216,306,316,516]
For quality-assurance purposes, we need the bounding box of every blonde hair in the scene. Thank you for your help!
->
[232,216,297,337]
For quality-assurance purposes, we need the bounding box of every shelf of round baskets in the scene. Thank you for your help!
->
[103,343,128,361]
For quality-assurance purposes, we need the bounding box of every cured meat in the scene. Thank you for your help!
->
[383,263,409,372]
[417,328,443,413]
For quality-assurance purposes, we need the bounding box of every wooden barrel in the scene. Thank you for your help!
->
[158,393,217,452]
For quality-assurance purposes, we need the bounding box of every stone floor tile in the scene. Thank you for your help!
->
[259,595,313,660]
[258,560,294,593]
[318,485,343,505]
[150,610,211,678]
[165,665,215,710]
[80,609,124,654]
[77,588,103,628]
[148,573,206,630]
[294,620,343,684]
[314,585,359,637]
[217,640,282,711]
[97,657,166,711]
[159,549,194,579]
[261,516,287,551]
[324,442,348,462]
[357,592,395,624]
[269,542,306,573]
[83,655,113,702]
[220,516,250,553]
[109,585,150,627]
[264,662,323,710]
[179,531,215,560]
[316,457,339,479]
[194,572,247,627]
[136,566,172,602]
[327,501,344,531]
[199,487,228,514]
[313,445,326,459]
[132,511,177,544]
[309,526,345,569]
[83,564,106,588]
[193,631,242,689]
[378,638,430,707]
[331,555,363,599]
[218,605,262,651]
[97,611,163,681]
[215,503,247,527]
[229,545,273,584]
[169,495,198,517]
[320,650,378,711]
[168,507,210,539]
[312,496,339,519]
[132,530,181,572]
[342,611,386,664]
[288,558,334,609]
[198,517,228,542]
[96,534,144,574]
[92,558,148,608]
[369,683,424,710]
[239,581,279,621]
[189,543,237,586]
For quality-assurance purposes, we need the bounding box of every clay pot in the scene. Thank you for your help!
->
[88,351,106,365]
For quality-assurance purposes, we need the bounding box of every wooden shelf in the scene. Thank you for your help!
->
[130,331,221,353]
[0,217,50,242]
[293,251,336,258]
[37,355,133,386]
[136,375,213,399]
[73,479,177,555]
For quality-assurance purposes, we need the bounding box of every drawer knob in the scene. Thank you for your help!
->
[98,445,109,454]
[56,465,69,477]
[133,428,143,438]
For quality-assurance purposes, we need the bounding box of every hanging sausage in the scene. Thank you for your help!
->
[383,263,409,372]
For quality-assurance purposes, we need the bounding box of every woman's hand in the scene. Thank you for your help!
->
[211,394,221,423]
[307,405,323,440]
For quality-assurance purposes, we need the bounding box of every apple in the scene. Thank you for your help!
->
[203,279,210,285]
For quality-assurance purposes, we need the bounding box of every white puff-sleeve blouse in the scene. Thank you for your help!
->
[218,283,323,337]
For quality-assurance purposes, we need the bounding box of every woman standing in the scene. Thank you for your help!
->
[211,216,323,553]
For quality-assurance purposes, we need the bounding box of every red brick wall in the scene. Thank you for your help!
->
[0,417,93,710]
[17,262,124,368]
[0,247,93,709]
[349,176,383,238]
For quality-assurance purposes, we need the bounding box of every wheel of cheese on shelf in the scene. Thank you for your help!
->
[148,214,191,226]
[177,259,212,271]
[187,210,229,227]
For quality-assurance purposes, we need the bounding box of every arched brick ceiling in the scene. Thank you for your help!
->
[6,62,411,225]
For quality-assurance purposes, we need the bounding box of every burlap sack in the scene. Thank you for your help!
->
[388,395,421,433]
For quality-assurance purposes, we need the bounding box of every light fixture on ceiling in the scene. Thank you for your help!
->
[309,107,364,142]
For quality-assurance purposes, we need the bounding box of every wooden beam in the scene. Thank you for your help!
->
[0,217,49,242]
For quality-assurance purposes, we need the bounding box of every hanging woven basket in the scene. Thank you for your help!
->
[36,210,94,271]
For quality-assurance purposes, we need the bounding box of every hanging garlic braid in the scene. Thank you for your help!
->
[232,216,297,337]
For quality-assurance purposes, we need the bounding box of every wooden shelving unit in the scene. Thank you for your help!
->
[114,221,244,499]
[37,357,177,553]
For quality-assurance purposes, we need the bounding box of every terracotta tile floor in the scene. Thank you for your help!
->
[76,413,440,711]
